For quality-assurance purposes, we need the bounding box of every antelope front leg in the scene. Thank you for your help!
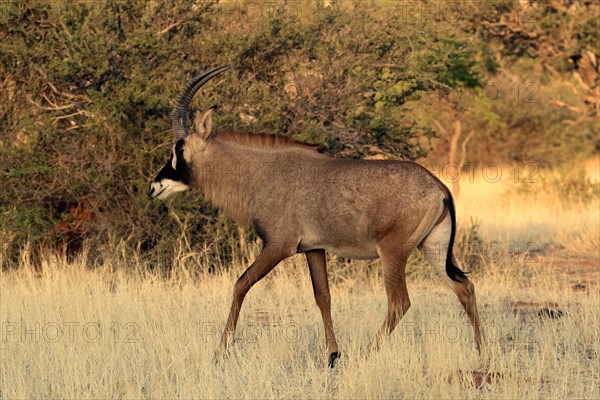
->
[216,245,287,360]
[306,249,340,368]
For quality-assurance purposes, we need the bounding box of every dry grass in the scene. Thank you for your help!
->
[442,157,600,253]
[1,161,599,399]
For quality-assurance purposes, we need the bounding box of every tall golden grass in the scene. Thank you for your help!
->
[445,157,599,253]
[1,161,598,399]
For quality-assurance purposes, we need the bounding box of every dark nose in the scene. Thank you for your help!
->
[148,185,155,198]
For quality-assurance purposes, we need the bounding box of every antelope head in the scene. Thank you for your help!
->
[149,65,229,200]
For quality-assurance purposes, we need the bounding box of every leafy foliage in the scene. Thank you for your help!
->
[0,0,597,267]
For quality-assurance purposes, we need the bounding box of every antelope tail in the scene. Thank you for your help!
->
[443,196,468,282]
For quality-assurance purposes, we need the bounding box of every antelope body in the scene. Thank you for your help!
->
[150,66,484,367]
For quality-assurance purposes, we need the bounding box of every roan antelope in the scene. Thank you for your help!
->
[149,65,484,367]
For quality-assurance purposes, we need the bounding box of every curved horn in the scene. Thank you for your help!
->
[171,65,230,141]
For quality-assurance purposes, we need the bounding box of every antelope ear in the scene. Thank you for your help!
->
[193,106,216,140]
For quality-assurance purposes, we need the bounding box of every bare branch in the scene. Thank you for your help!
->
[27,94,76,111]
[156,18,189,37]
[51,110,92,125]
[459,130,475,169]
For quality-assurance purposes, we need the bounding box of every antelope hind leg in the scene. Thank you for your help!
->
[451,275,485,355]
[420,210,485,355]
[368,240,411,354]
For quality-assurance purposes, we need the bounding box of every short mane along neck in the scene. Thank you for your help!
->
[214,131,321,153]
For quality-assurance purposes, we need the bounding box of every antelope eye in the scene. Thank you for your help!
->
[175,140,185,157]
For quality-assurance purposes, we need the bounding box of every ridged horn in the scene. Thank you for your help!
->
[171,65,230,141]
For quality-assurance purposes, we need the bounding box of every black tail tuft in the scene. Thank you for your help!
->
[444,196,467,282]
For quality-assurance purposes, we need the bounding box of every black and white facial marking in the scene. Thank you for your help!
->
[149,139,193,200]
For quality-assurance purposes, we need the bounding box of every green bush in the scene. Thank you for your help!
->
[1,1,597,268]
[0,1,483,267]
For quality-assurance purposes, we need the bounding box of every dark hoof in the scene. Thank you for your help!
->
[328,351,341,368]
